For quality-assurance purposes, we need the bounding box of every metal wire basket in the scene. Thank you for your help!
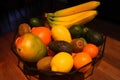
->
[11,26,106,80]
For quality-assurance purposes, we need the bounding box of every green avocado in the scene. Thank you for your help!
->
[69,25,84,39]
[69,25,90,39]
[29,17,44,27]
[85,30,104,46]
[48,41,73,54]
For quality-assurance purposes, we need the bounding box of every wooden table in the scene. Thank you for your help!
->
[0,32,120,80]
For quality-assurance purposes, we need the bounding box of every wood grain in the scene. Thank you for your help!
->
[85,37,120,80]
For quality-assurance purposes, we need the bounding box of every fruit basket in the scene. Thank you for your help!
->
[10,1,105,80]
[11,24,106,80]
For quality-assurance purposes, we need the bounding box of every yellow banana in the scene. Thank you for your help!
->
[47,10,97,28]
[47,10,97,22]
[47,1,100,17]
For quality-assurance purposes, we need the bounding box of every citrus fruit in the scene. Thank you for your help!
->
[83,43,99,58]
[37,56,53,71]
[73,52,92,73]
[31,27,52,45]
[15,33,47,62]
[18,23,31,36]
[50,52,73,73]
[51,25,72,43]
[29,17,44,27]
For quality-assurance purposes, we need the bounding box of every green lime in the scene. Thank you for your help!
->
[29,17,44,27]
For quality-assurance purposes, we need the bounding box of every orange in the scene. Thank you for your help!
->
[73,52,92,73]
[31,27,52,45]
[83,43,99,58]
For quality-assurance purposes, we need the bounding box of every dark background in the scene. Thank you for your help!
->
[0,0,120,40]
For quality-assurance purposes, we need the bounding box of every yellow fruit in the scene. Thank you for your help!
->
[47,10,97,29]
[37,56,53,71]
[47,10,97,22]
[51,25,72,43]
[46,1,100,17]
[51,52,73,73]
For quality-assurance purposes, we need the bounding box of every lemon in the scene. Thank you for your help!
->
[51,26,72,43]
[50,52,73,73]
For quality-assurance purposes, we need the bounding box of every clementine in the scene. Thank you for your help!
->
[31,27,52,45]
[73,52,92,73]
[83,43,99,58]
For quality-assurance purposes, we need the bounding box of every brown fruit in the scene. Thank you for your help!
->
[37,56,53,71]
[71,38,84,53]
[18,23,31,36]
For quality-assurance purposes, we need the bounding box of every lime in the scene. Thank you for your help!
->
[29,17,44,27]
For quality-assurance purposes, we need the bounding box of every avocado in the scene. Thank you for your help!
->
[85,30,104,46]
[69,25,84,39]
[69,25,90,39]
[48,41,73,53]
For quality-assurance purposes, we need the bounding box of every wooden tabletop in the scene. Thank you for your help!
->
[0,32,120,80]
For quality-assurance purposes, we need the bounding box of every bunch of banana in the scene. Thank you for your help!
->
[45,1,100,28]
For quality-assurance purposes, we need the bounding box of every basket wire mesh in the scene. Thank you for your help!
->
[11,28,106,80]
